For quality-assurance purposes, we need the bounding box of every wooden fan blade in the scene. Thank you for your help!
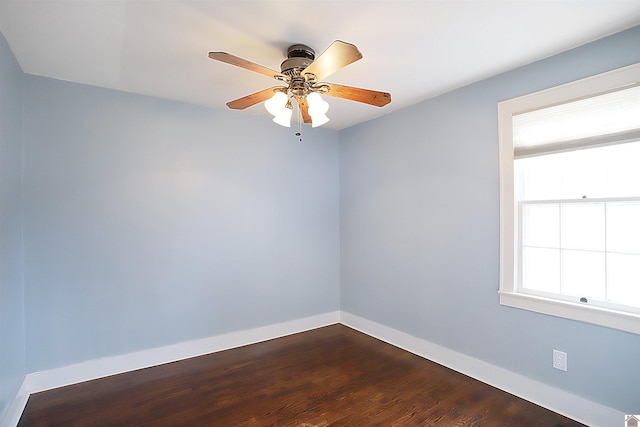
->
[297,98,312,124]
[302,41,362,81]
[323,83,391,107]
[209,52,284,80]
[226,87,284,110]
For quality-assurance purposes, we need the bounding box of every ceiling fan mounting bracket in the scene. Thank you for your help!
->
[280,44,316,79]
[286,44,315,60]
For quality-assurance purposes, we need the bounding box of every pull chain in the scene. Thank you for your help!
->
[294,100,303,142]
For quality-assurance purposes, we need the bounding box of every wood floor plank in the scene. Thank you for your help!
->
[18,325,584,426]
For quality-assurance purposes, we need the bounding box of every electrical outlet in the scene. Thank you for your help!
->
[553,349,567,371]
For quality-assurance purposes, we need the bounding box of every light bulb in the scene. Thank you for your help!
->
[264,91,288,116]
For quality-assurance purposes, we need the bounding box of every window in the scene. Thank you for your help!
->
[498,63,640,334]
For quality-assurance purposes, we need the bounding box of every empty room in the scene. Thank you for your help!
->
[1,1,639,426]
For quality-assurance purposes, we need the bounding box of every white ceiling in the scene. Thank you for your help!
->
[1,0,639,130]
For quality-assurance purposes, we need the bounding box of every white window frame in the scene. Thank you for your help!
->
[498,63,640,335]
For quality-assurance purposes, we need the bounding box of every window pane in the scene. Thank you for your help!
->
[561,203,605,251]
[522,247,560,293]
[515,157,563,200]
[607,253,640,307]
[560,149,607,199]
[603,143,640,198]
[523,204,559,248]
[607,201,640,254]
[561,250,605,299]
[515,141,640,201]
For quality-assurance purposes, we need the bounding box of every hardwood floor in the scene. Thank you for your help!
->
[19,325,584,426]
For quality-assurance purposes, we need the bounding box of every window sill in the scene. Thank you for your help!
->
[499,291,640,335]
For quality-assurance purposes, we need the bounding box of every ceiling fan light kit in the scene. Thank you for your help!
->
[208,40,391,136]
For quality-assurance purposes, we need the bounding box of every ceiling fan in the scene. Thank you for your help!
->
[208,41,391,129]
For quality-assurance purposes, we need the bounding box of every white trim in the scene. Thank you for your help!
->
[0,378,30,427]
[499,291,640,334]
[500,63,640,117]
[1,311,623,427]
[340,311,624,427]
[498,101,516,304]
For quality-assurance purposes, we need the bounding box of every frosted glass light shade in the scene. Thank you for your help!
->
[307,92,330,128]
[264,91,288,116]
[264,91,291,127]
[272,107,292,127]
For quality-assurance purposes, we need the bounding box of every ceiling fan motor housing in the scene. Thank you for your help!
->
[280,44,315,76]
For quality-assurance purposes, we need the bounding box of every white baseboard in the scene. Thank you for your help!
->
[24,311,341,394]
[1,310,622,427]
[0,378,30,427]
[339,311,623,427]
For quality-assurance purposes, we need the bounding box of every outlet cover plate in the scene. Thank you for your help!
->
[553,349,567,371]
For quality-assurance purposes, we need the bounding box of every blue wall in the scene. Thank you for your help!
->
[340,26,640,412]
[0,32,25,419]
[22,76,341,371]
